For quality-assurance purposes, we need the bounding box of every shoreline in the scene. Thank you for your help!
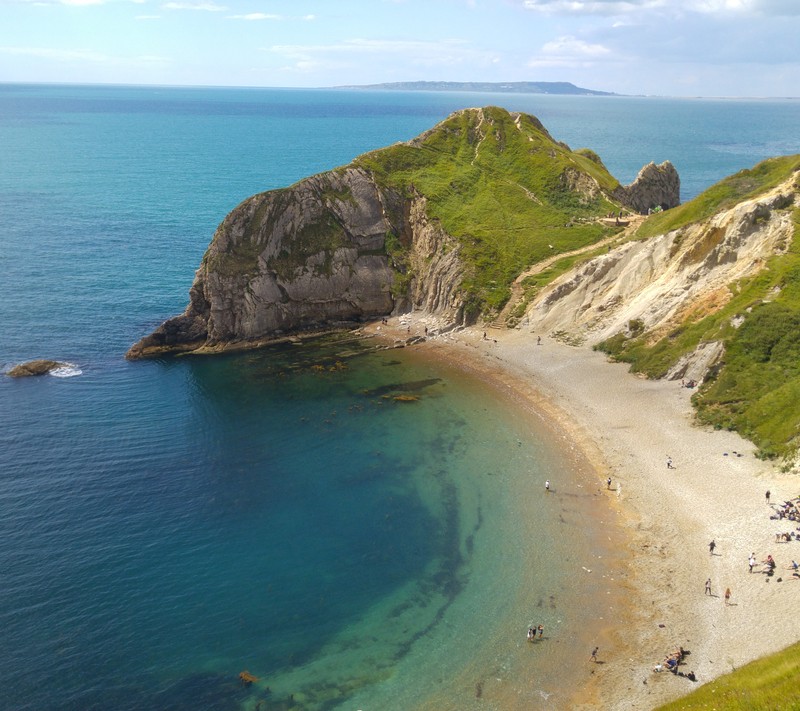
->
[365,315,800,709]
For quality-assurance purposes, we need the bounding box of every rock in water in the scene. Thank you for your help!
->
[6,360,69,377]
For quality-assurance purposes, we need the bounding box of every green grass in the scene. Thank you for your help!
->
[656,641,800,711]
[356,107,622,313]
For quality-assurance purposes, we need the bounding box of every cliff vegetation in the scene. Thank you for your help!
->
[355,107,624,315]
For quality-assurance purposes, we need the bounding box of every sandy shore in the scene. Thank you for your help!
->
[365,315,800,710]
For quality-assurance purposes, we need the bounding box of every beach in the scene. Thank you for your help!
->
[367,315,800,710]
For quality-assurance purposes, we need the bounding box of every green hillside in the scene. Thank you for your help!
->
[656,640,800,711]
[356,107,624,314]
[597,156,800,461]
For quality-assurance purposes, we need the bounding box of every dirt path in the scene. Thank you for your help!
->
[492,215,646,327]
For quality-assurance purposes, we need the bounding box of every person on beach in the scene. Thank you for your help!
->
[607,476,612,490]
[667,456,674,469]
[590,646,599,662]
[538,625,543,639]
[749,553,756,573]
[704,578,712,595]
[709,539,716,555]
[527,626,536,642]
[724,587,731,605]
[537,336,542,345]
[766,490,771,504]
[545,480,550,492]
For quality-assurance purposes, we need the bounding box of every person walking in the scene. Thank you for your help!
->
[545,480,550,493]
[749,553,756,573]
[704,578,712,595]
[724,587,732,606]
[590,646,599,662]
[709,539,716,555]
[766,490,771,504]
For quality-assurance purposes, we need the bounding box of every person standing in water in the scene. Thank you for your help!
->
[545,480,550,492]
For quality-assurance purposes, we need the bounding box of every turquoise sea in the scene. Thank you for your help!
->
[1,84,799,710]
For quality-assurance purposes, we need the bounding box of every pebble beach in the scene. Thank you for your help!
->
[369,315,800,710]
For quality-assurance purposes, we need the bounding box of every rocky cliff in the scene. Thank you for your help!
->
[128,107,678,359]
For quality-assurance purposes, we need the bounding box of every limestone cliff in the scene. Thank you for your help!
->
[127,107,674,358]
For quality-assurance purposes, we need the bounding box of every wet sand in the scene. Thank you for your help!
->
[365,315,800,710]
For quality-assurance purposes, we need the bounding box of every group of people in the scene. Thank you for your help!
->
[771,495,800,517]
[526,625,544,642]
[653,648,696,681]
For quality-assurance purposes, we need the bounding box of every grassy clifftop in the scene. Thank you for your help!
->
[356,106,625,314]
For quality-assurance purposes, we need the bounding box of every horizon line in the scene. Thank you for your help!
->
[1,79,798,101]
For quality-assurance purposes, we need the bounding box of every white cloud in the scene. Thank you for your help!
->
[162,1,226,10]
[267,38,498,75]
[522,0,665,14]
[227,12,281,20]
[271,38,473,56]
[705,0,800,14]
[528,35,613,67]
[521,0,800,14]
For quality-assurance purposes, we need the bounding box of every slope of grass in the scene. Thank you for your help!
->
[356,107,622,313]
[656,641,800,711]
[636,155,800,240]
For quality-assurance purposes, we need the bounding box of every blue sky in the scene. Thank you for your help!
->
[1,0,798,96]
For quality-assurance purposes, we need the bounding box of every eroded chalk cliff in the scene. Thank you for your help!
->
[524,172,799,380]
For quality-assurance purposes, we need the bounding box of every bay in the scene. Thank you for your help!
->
[1,84,798,710]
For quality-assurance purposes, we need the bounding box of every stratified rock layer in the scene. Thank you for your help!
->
[525,175,799,379]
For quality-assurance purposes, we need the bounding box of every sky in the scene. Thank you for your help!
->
[1,0,799,97]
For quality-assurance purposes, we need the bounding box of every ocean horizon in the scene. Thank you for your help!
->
[1,84,799,710]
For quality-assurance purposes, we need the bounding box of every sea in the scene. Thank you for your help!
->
[1,84,799,711]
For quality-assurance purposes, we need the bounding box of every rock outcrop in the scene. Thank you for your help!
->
[128,168,401,358]
[6,360,71,377]
[615,161,680,214]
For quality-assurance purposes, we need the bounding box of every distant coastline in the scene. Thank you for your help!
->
[333,80,617,96]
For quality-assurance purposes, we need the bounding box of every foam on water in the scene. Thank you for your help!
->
[48,364,82,377]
